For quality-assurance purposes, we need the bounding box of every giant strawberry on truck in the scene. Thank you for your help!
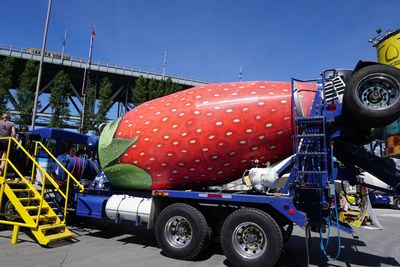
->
[98,81,316,190]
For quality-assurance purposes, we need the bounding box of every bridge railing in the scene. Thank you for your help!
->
[0,43,209,85]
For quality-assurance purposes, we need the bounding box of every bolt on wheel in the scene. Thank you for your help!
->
[343,64,400,127]
[220,208,283,267]
[358,73,400,110]
[164,215,192,249]
[155,203,210,260]
[232,222,267,259]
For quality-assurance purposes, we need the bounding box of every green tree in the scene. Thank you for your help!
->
[49,70,71,128]
[164,77,174,95]
[16,60,38,126]
[150,79,164,100]
[132,76,148,106]
[0,57,15,115]
[173,83,183,94]
[97,77,112,124]
[164,77,183,96]
[83,82,96,131]
[147,79,158,101]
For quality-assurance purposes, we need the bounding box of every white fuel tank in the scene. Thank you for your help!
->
[105,195,152,223]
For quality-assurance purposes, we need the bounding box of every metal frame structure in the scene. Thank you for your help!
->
[0,44,209,128]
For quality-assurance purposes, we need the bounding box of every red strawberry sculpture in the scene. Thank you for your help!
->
[98,81,315,190]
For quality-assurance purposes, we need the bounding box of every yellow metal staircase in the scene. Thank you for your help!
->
[0,137,84,245]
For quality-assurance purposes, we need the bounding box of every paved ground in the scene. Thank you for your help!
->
[0,208,399,267]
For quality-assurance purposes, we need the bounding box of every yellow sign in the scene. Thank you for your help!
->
[376,31,400,68]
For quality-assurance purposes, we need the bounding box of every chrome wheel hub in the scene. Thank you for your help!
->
[232,222,267,259]
[357,73,400,110]
[164,216,192,249]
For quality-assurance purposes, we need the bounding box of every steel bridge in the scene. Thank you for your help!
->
[0,44,208,128]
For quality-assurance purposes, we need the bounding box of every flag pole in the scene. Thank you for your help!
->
[31,0,52,130]
[80,28,95,134]
[61,30,67,63]
[162,50,167,80]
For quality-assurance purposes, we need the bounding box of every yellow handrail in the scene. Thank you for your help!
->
[34,141,85,223]
[35,142,85,193]
[0,137,84,225]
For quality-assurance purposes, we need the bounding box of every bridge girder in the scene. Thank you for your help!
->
[0,45,208,129]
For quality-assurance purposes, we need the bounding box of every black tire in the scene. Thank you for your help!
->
[393,198,400,210]
[343,64,400,127]
[4,199,17,221]
[220,208,283,267]
[155,203,211,260]
[280,222,294,244]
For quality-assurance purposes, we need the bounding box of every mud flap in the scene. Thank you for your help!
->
[337,183,383,230]
[360,186,383,230]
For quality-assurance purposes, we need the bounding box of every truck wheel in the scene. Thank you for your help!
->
[343,64,400,127]
[280,222,293,244]
[4,200,17,221]
[393,198,400,210]
[220,208,283,267]
[155,203,210,260]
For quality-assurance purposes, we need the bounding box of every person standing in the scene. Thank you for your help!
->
[0,113,16,175]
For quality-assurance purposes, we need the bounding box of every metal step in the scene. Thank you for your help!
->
[5,181,26,186]
[44,231,74,243]
[11,188,33,193]
[25,206,49,212]
[298,134,325,138]
[297,152,327,155]
[18,197,40,202]
[297,171,328,175]
[297,116,324,122]
[39,223,67,231]
[33,214,58,221]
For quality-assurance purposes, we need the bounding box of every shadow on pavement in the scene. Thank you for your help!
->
[68,219,400,267]
[277,235,400,267]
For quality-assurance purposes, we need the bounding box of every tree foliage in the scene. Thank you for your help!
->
[97,77,112,124]
[164,77,183,95]
[16,60,38,126]
[132,76,148,106]
[0,57,15,115]
[147,79,158,100]
[83,82,96,132]
[49,70,71,128]
[131,76,184,106]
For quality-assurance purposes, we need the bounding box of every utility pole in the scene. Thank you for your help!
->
[61,30,67,63]
[31,0,52,130]
[80,28,95,134]
[162,50,167,80]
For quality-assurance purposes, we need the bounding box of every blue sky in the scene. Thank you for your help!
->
[1,0,399,82]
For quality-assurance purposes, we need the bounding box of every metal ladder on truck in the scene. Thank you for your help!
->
[290,74,347,263]
[292,79,329,191]
[0,137,84,245]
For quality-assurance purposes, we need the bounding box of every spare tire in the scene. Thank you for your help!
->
[343,64,400,127]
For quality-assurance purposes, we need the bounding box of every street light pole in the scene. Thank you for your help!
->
[31,0,52,130]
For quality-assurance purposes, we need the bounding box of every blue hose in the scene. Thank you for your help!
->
[319,144,341,261]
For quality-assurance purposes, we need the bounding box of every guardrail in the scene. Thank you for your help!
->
[0,43,210,85]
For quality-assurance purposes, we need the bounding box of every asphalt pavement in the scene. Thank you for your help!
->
[0,208,399,267]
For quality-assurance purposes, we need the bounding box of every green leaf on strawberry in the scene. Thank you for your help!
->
[99,118,139,168]
[103,163,152,189]
[100,137,139,167]
[99,117,121,148]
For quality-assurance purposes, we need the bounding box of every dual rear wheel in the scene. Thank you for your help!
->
[155,204,285,267]
[220,208,283,267]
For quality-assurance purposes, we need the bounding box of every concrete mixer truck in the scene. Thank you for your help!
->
[1,29,400,267]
